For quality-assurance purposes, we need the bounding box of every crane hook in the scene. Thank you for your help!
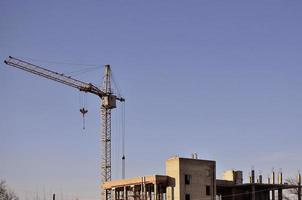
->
[80,108,88,130]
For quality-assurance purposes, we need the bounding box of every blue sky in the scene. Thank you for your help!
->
[1,0,302,199]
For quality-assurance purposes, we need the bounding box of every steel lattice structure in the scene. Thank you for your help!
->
[4,57,124,200]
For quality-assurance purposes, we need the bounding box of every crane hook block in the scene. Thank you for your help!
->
[80,108,88,115]
[80,108,88,130]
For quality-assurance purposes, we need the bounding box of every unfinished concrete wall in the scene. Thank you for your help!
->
[166,157,216,200]
[166,157,179,200]
[223,170,243,185]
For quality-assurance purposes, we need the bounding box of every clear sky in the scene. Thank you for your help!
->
[1,0,302,200]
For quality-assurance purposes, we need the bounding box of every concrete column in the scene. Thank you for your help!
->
[141,178,144,200]
[272,170,276,200]
[266,190,270,200]
[142,178,147,200]
[131,186,136,200]
[160,186,163,200]
[154,184,158,200]
[251,170,255,184]
[112,188,116,200]
[145,185,149,200]
[124,187,127,200]
[298,173,301,200]
[278,189,282,200]
[171,187,174,200]
[158,185,161,200]
[251,185,256,200]
[136,189,140,200]
[258,175,263,184]
[135,189,139,200]
[272,190,275,200]
[144,185,147,200]
[104,190,108,200]
[231,188,236,200]
[149,185,152,200]
[137,186,141,200]
[278,172,283,184]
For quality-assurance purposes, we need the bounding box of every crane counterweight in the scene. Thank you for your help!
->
[102,95,117,109]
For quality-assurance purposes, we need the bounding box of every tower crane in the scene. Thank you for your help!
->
[4,56,125,200]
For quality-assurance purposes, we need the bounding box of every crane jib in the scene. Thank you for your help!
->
[4,57,124,102]
[4,56,107,97]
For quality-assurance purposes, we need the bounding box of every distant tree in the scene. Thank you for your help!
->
[0,180,19,200]
[283,177,301,200]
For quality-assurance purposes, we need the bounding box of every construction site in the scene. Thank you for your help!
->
[103,156,301,200]
[2,1,302,200]
[3,57,301,200]
[0,0,302,200]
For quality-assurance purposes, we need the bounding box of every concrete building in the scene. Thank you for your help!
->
[103,175,170,200]
[216,169,301,200]
[103,156,301,200]
[166,157,216,200]
[103,156,216,200]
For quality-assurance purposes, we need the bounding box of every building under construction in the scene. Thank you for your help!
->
[103,156,301,200]
[3,57,301,200]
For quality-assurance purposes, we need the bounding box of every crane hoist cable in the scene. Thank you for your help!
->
[111,71,126,179]
[111,70,126,179]
[121,101,126,179]
[111,71,122,98]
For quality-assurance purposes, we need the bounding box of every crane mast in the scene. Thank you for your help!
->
[4,56,124,200]
[101,65,113,200]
